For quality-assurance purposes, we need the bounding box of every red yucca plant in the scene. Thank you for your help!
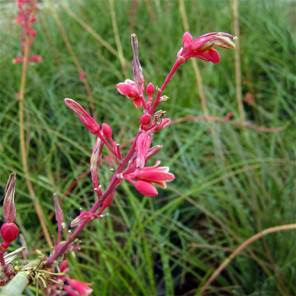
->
[1,27,236,295]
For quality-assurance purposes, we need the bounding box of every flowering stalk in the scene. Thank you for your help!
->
[45,32,235,269]
[13,0,53,248]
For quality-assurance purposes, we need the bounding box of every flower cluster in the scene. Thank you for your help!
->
[177,31,236,64]
[13,0,41,64]
[65,31,235,222]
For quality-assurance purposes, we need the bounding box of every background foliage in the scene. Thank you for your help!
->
[0,0,295,295]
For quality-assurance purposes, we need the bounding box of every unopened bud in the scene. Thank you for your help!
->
[102,123,113,139]
[64,98,100,135]
[146,83,155,96]
[30,55,42,62]
[140,114,151,125]
[1,223,19,243]
[3,173,16,223]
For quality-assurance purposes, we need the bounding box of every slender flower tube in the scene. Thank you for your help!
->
[124,161,175,196]
[63,278,93,296]
[64,99,100,135]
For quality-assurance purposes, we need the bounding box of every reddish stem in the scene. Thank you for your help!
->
[149,59,181,114]
[45,131,141,266]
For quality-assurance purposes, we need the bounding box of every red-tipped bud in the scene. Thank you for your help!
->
[64,98,100,135]
[13,58,23,64]
[1,223,19,243]
[146,83,155,96]
[102,123,113,139]
[30,55,42,62]
[31,30,37,37]
[140,114,151,126]
[3,173,16,223]
[79,71,86,81]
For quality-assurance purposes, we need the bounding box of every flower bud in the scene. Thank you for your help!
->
[12,58,22,64]
[146,83,155,96]
[30,55,42,62]
[102,123,113,139]
[140,114,151,126]
[64,98,100,135]
[3,173,16,223]
[1,223,19,243]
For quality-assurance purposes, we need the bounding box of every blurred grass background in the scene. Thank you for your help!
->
[0,0,296,295]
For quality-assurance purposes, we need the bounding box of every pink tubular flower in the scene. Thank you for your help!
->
[64,98,100,135]
[136,132,152,169]
[128,180,158,197]
[116,79,142,108]
[178,32,236,64]
[64,278,93,296]
[124,161,175,197]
